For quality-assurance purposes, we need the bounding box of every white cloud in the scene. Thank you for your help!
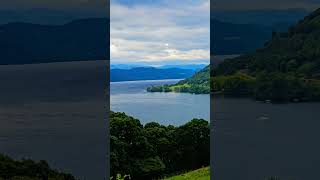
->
[110,0,210,65]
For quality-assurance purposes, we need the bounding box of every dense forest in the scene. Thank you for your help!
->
[0,154,75,180]
[149,8,320,102]
[110,112,210,180]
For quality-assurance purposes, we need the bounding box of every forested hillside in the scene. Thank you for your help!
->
[213,8,320,102]
[147,66,210,94]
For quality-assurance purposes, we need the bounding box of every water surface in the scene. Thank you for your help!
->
[111,79,210,125]
[0,61,108,180]
[212,97,320,180]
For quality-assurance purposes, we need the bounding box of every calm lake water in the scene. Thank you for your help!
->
[111,79,210,125]
[212,97,320,180]
[0,61,108,180]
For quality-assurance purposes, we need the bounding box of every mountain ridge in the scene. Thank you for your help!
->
[111,67,196,82]
[0,18,109,65]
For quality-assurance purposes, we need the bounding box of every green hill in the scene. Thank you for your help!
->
[147,66,210,94]
[213,8,320,102]
[163,167,210,180]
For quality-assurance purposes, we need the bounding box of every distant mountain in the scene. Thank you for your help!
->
[110,64,208,71]
[110,64,148,70]
[0,8,107,25]
[0,18,109,65]
[159,64,208,71]
[110,67,195,82]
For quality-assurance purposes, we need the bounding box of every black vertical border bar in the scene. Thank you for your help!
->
[210,0,214,179]
[106,0,111,179]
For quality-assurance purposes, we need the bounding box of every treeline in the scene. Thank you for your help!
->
[110,112,210,180]
[212,72,320,102]
[147,66,210,94]
[0,154,75,180]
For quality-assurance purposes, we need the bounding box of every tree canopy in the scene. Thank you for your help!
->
[110,112,210,180]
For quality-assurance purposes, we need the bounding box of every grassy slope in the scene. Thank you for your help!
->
[163,167,210,180]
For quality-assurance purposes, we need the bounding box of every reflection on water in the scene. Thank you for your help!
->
[111,79,210,125]
[212,96,320,180]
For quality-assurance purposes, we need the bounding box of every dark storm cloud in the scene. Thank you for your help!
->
[213,0,320,11]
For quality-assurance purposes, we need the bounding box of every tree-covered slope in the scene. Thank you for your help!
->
[147,66,210,94]
[212,8,320,102]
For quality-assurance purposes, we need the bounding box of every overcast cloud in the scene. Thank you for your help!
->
[110,0,210,65]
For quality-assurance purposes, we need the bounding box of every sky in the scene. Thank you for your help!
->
[110,0,210,65]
